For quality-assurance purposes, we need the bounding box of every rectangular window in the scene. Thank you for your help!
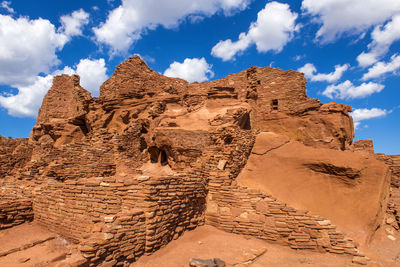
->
[272,99,278,110]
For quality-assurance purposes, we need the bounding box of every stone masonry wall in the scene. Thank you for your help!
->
[206,174,361,256]
[32,172,207,265]
[202,128,363,257]
[376,154,400,231]
[354,139,375,154]
[0,138,32,178]
[0,187,33,230]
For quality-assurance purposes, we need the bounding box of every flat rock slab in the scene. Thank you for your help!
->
[0,222,56,255]
[251,132,290,155]
[0,223,69,266]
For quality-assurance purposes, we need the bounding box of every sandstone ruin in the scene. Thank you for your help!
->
[0,56,399,266]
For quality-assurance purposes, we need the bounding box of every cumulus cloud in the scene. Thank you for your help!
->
[357,15,400,67]
[298,63,349,83]
[0,15,67,86]
[164,57,214,83]
[211,2,298,61]
[322,80,384,99]
[351,108,388,129]
[1,1,14,13]
[0,58,108,117]
[93,0,251,54]
[301,0,400,43]
[0,75,53,117]
[75,59,108,95]
[362,54,400,80]
[59,9,90,37]
[0,11,89,87]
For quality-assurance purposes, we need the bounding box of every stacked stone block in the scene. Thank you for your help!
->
[0,187,33,229]
[32,172,207,265]
[206,177,361,256]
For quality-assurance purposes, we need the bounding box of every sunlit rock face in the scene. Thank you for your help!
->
[2,55,392,266]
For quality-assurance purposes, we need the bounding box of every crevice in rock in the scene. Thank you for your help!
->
[304,162,361,180]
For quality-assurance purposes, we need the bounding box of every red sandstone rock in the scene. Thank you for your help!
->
[236,132,391,246]
[0,55,397,266]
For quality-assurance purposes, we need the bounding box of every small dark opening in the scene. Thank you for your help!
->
[224,135,233,144]
[139,137,147,152]
[160,150,168,166]
[238,113,251,130]
[78,124,89,135]
[140,126,148,134]
[149,147,159,163]
[257,80,261,85]
[272,99,278,110]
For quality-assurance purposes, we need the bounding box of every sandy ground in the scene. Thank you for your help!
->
[132,225,355,267]
[0,222,69,267]
[363,227,400,267]
[1,223,399,266]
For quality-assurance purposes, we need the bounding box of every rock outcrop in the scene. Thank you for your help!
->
[237,132,390,245]
[0,55,395,266]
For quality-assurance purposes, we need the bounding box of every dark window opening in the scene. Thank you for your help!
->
[149,146,170,166]
[140,126,148,134]
[272,99,278,110]
[224,135,233,144]
[160,150,168,166]
[149,147,159,163]
[139,137,147,152]
[238,113,251,130]
[257,80,261,85]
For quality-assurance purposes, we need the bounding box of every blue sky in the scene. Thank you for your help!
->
[0,0,399,154]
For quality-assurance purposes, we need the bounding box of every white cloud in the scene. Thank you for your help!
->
[301,0,400,43]
[0,15,67,86]
[293,55,304,61]
[322,80,384,99]
[211,33,251,61]
[362,54,400,80]
[211,2,298,61]
[0,75,53,117]
[59,9,90,37]
[298,63,349,83]
[93,0,251,54]
[357,15,400,67]
[1,1,14,13]
[0,10,89,87]
[75,58,108,96]
[351,108,388,129]
[357,52,379,68]
[0,58,108,117]
[164,57,214,83]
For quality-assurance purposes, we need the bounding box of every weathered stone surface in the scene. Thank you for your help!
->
[0,55,393,266]
[354,139,375,154]
[352,256,368,265]
[0,138,32,177]
[31,74,92,148]
[189,258,216,267]
[213,258,226,267]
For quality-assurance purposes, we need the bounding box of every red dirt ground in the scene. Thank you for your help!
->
[131,225,356,267]
[0,222,70,266]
